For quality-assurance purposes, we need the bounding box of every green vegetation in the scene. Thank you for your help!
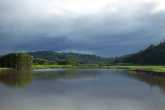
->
[29,51,112,65]
[1,41,165,76]
[30,49,165,74]
[0,69,32,87]
[109,65,165,73]
[32,64,109,69]
[33,58,51,65]
[0,53,32,71]
[108,41,165,74]
[115,42,165,65]
[32,64,165,74]
[30,51,115,70]
[33,64,74,69]
[32,64,111,69]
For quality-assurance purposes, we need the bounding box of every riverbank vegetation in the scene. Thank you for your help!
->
[0,53,32,71]
[115,42,165,65]
[108,66,165,73]
[29,51,112,65]
[32,64,165,73]
[2,41,165,75]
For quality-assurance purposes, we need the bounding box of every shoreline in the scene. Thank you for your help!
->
[1,65,165,77]
[33,65,165,77]
[32,65,165,71]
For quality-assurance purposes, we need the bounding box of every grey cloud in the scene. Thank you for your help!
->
[0,0,165,56]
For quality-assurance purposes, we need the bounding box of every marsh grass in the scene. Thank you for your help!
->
[109,65,165,73]
[32,64,165,74]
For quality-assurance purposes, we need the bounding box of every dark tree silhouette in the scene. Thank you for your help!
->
[0,53,32,71]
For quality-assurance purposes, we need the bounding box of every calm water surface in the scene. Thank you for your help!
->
[0,69,165,110]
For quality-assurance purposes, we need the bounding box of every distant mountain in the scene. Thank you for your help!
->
[117,42,165,65]
[29,51,112,65]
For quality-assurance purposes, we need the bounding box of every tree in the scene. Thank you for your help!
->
[66,55,79,66]
[0,53,32,71]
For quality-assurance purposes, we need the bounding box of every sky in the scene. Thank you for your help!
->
[0,0,165,57]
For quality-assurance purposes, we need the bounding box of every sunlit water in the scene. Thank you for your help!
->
[0,69,165,110]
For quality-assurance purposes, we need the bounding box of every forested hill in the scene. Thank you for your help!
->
[116,42,165,65]
[29,51,112,65]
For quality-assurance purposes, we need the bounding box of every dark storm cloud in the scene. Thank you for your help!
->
[0,0,165,56]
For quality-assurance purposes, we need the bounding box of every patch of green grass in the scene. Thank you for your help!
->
[32,64,109,69]
[32,64,165,74]
[109,65,165,73]
[32,64,74,69]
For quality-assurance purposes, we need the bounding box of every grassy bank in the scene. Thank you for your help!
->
[32,64,165,74]
[0,68,11,71]
[109,66,165,73]
[32,64,74,69]
[33,64,111,69]
[0,68,12,75]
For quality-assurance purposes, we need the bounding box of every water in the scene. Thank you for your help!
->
[0,69,165,110]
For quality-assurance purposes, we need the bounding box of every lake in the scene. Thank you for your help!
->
[0,69,165,110]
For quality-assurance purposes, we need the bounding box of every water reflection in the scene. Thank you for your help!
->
[33,69,97,80]
[127,71,165,94]
[1,68,165,92]
[0,69,98,88]
[0,69,32,87]
[0,69,165,110]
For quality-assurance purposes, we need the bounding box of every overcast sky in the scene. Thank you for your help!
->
[1,0,165,56]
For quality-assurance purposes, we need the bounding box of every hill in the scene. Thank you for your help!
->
[116,42,165,65]
[29,51,112,65]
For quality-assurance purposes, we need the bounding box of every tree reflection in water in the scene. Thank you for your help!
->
[0,69,32,87]
[32,69,97,80]
[1,68,165,91]
[0,69,97,88]
[127,71,165,94]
